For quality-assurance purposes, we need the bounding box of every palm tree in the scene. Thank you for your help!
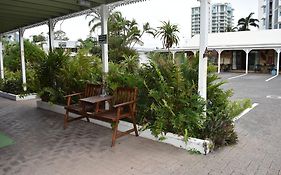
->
[87,11,155,63]
[225,26,237,32]
[87,11,155,49]
[237,12,259,31]
[87,13,101,34]
[130,22,156,47]
[156,21,180,50]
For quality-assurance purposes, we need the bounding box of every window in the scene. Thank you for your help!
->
[220,5,224,11]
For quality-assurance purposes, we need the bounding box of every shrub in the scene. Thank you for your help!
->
[59,50,103,94]
[139,55,205,138]
[184,55,251,148]
[0,40,46,95]
[0,69,37,95]
[3,40,46,72]
[0,70,22,94]
[35,49,69,104]
[35,49,103,104]
[138,53,251,148]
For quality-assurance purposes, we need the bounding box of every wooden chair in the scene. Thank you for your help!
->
[64,84,102,129]
[94,87,139,146]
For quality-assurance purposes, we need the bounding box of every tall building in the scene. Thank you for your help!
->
[258,0,281,30]
[191,3,234,37]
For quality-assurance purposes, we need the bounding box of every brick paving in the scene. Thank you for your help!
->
[1,73,281,175]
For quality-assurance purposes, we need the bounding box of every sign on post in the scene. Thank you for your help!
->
[98,35,107,44]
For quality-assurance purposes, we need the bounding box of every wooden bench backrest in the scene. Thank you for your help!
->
[114,87,138,111]
[84,84,102,98]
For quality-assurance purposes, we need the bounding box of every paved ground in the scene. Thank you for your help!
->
[1,73,281,175]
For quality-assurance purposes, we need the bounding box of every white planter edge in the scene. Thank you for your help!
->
[0,91,37,101]
[37,100,213,154]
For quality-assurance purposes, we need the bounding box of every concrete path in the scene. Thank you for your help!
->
[0,73,281,175]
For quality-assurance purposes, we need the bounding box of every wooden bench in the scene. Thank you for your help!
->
[64,84,102,129]
[92,87,139,146]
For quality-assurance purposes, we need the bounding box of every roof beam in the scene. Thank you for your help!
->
[0,21,32,32]
[0,9,53,19]
[0,1,76,14]
[12,0,83,11]
[0,0,129,34]
[0,5,66,17]
[54,0,104,6]
[0,17,46,25]
[0,15,47,23]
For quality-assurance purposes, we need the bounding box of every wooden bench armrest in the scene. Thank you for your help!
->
[113,100,135,108]
[64,92,83,98]
[64,92,84,106]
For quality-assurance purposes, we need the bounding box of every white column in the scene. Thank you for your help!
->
[48,19,55,52]
[232,51,237,70]
[198,0,210,101]
[277,49,280,75]
[192,50,197,56]
[245,49,250,74]
[217,50,222,73]
[100,4,109,74]
[172,51,176,63]
[19,28,27,91]
[0,38,4,79]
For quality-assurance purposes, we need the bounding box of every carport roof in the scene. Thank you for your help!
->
[188,29,281,50]
[153,29,281,53]
[0,0,145,34]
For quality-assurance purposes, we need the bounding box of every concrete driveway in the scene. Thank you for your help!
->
[0,73,281,175]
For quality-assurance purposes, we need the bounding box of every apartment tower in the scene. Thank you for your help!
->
[258,0,281,29]
[191,3,234,37]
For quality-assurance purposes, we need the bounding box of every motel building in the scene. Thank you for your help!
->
[160,29,281,75]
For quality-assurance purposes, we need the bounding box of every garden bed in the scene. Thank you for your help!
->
[37,100,213,154]
[0,91,37,101]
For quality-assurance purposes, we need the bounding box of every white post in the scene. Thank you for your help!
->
[198,0,210,101]
[0,38,4,79]
[101,4,109,74]
[172,51,176,63]
[100,4,109,97]
[232,51,237,70]
[245,49,250,74]
[192,50,197,55]
[19,28,27,91]
[217,50,222,73]
[48,19,55,52]
[277,49,280,75]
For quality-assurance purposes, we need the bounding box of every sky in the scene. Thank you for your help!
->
[24,0,258,48]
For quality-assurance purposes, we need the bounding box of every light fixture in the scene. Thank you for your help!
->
[78,0,91,7]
